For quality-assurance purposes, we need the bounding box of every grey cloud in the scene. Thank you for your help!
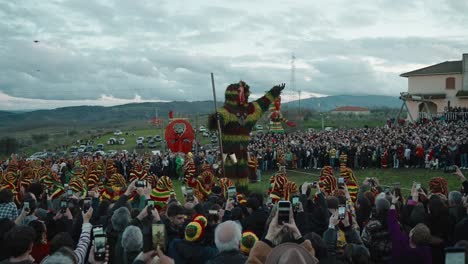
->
[0,0,467,108]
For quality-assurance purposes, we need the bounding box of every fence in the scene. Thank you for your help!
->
[418,111,468,121]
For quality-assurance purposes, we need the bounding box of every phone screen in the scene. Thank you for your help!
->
[338,206,346,219]
[445,252,465,264]
[94,236,106,260]
[208,210,218,215]
[152,224,167,252]
[228,187,236,199]
[181,186,187,195]
[60,200,67,208]
[67,189,73,196]
[292,197,299,205]
[147,200,155,207]
[83,199,91,212]
[93,227,104,236]
[277,201,291,225]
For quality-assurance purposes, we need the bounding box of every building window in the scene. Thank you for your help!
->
[446,77,455,89]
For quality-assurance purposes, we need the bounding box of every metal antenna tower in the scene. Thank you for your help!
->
[290,54,300,114]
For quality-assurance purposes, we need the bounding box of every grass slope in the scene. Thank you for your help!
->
[169,168,461,201]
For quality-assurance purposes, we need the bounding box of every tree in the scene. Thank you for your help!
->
[0,137,19,156]
[31,133,49,144]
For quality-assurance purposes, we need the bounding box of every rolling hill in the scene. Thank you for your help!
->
[0,95,400,135]
[284,95,401,111]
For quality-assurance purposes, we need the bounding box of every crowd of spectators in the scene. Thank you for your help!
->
[247,119,468,176]
[1,162,468,264]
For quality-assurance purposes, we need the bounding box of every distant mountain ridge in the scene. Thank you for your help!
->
[284,95,400,111]
[0,95,400,133]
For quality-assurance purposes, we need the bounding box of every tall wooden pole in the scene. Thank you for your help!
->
[211,73,225,178]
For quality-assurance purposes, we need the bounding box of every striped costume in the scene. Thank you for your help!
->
[208,81,285,189]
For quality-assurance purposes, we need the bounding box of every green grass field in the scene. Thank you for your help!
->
[168,168,463,201]
[72,127,214,154]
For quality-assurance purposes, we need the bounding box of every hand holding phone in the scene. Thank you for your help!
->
[23,202,30,212]
[338,205,346,220]
[83,198,91,213]
[60,200,68,213]
[93,235,107,261]
[277,201,291,225]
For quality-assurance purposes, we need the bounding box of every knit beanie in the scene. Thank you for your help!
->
[240,231,258,255]
[185,220,205,242]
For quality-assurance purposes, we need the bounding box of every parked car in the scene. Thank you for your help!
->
[137,142,144,149]
[108,138,117,145]
[136,137,144,144]
[78,146,86,153]
[210,135,218,143]
[85,145,94,152]
[119,138,126,145]
[107,150,117,156]
[145,136,153,142]
[255,124,263,130]
[114,130,123,136]
[29,152,47,159]
[202,132,210,137]
[199,126,207,132]
[148,140,157,148]
[97,144,104,151]
[154,135,162,142]
[69,146,78,152]
[94,150,106,156]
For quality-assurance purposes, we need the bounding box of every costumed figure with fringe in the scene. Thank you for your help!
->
[150,176,174,210]
[218,177,235,199]
[268,96,295,133]
[268,164,289,203]
[183,152,197,187]
[193,170,216,202]
[208,81,287,191]
[318,166,337,197]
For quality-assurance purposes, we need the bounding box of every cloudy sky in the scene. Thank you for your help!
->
[1,0,467,110]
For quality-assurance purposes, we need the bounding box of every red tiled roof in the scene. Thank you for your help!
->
[331,106,369,112]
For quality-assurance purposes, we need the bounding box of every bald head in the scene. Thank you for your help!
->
[215,220,242,252]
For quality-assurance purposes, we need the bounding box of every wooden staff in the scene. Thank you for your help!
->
[211,73,225,178]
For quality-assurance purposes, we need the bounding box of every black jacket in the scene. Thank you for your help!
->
[241,209,268,239]
[206,250,247,264]
[302,192,329,236]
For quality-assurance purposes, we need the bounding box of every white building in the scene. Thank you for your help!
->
[400,53,468,120]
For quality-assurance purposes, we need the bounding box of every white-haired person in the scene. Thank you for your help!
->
[207,220,246,264]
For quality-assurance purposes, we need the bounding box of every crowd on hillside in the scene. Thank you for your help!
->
[247,119,468,176]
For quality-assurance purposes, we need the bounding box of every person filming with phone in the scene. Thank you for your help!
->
[247,203,318,264]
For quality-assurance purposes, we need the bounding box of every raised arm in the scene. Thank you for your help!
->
[254,83,285,113]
